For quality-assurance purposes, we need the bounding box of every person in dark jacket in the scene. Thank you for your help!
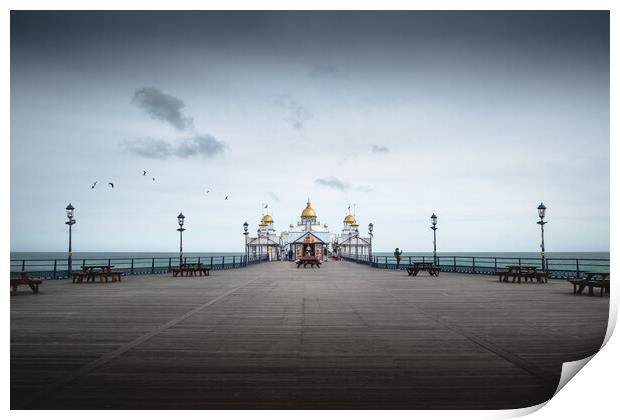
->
[394,248,403,268]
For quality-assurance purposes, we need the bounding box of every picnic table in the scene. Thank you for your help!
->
[296,257,321,268]
[10,271,43,296]
[569,272,610,296]
[172,263,210,277]
[498,265,547,283]
[73,265,123,283]
[406,262,439,277]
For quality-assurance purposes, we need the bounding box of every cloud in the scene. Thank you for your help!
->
[371,144,389,153]
[132,87,194,131]
[314,177,374,193]
[267,191,281,202]
[356,185,374,193]
[274,97,312,130]
[121,134,225,160]
[314,176,350,191]
[175,134,226,158]
[309,64,340,78]
[120,137,173,159]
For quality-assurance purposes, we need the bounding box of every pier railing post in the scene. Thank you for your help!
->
[233,256,236,268]
[222,256,225,269]
[210,256,214,270]
[53,260,57,279]
[131,258,135,275]
[151,258,155,274]
[385,256,388,269]
[21,259,25,271]
[494,258,497,274]
[472,257,475,274]
[576,259,580,278]
[453,256,456,272]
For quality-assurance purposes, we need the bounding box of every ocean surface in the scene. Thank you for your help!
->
[10,251,609,273]
[10,251,610,261]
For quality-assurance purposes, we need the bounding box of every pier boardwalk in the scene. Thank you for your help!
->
[11,261,608,409]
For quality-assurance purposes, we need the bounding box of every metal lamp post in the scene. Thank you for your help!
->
[368,222,374,265]
[177,213,185,268]
[257,228,261,262]
[65,203,76,276]
[537,203,547,271]
[243,221,249,264]
[355,227,360,261]
[430,213,438,265]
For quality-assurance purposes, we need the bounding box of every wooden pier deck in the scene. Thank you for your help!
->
[11,261,608,409]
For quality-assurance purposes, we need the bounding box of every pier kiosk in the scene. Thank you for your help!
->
[283,200,331,262]
[247,213,281,260]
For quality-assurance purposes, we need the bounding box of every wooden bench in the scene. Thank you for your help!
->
[569,279,610,297]
[10,271,43,296]
[296,257,321,268]
[172,264,210,277]
[497,270,510,282]
[71,271,89,283]
[406,262,439,277]
[535,271,549,283]
[499,265,539,283]
[98,270,124,283]
[570,272,610,296]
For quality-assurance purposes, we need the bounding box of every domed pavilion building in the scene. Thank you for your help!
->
[281,199,332,261]
[246,212,281,260]
[333,212,371,260]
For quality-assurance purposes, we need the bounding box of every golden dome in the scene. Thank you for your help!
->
[301,199,316,217]
[261,214,273,224]
[343,214,356,224]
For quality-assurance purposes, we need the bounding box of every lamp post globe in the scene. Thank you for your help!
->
[66,203,75,220]
[537,203,547,219]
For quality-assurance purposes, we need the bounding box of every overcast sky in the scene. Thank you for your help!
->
[10,11,609,252]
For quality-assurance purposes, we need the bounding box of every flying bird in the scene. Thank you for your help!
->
[225,196,228,200]
[91,181,98,189]
[152,177,156,182]
[108,182,114,188]
[142,170,147,176]
[206,190,210,194]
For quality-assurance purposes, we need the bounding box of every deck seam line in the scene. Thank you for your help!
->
[33,271,266,405]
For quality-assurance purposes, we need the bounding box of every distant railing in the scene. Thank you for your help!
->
[9,254,269,280]
[341,254,610,279]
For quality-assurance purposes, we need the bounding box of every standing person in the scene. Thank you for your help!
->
[288,249,294,261]
[394,248,403,268]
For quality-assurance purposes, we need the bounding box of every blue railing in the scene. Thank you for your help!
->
[9,254,269,280]
[341,255,609,279]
